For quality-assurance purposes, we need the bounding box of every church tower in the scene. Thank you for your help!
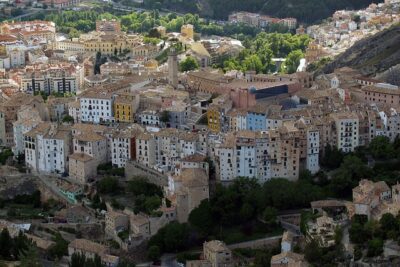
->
[168,48,178,88]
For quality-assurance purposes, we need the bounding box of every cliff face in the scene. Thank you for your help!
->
[322,24,400,76]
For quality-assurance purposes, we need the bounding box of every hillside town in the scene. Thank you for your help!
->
[0,0,398,266]
[305,0,400,60]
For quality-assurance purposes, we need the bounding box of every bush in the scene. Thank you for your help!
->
[127,178,163,197]
[0,149,13,165]
[147,245,161,262]
[97,177,119,194]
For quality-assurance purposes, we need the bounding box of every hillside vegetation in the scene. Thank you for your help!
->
[143,0,381,23]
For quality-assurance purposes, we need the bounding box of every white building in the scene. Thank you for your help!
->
[12,107,42,156]
[306,128,320,174]
[68,100,80,123]
[79,91,114,123]
[380,107,400,142]
[8,47,25,68]
[21,75,78,95]
[331,113,359,153]
[217,131,272,183]
[110,126,142,168]
[24,123,71,174]
[138,110,161,127]
[136,132,156,167]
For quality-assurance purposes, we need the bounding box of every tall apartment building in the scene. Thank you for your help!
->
[79,90,114,123]
[19,63,83,95]
[109,125,143,168]
[0,93,48,147]
[24,123,71,175]
[217,123,305,182]
[331,112,359,153]
[68,124,108,184]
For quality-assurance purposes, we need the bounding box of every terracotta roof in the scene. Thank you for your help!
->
[69,153,93,162]
[68,239,107,255]
[24,122,51,138]
[75,132,105,142]
[182,153,206,163]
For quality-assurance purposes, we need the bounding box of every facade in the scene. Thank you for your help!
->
[168,49,178,88]
[181,24,194,39]
[12,107,42,155]
[168,168,209,223]
[24,123,71,174]
[138,110,161,127]
[331,113,359,153]
[68,124,108,183]
[110,126,142,168]
[113,93,138,123]
[79,91,114,123]
[306,128,320,174]
[353,180,392,219]
[203,240,232,267]
[96,19,121,33]
[68,239,119,267]
[217,127,301,183]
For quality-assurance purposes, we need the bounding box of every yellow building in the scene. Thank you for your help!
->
[181,24,194,39]
[114,93,137,123]
[144,59,158,71]
[207,106,221,133]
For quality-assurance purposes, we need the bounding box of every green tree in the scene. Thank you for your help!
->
[262,207,277,227]
[242,54,263,73]
[367,238,383,257]
[304,239,322,263]
[160,110,170,123]
[49,233,68,260]
[188,200,213,235]
[147,245,161,262]
[285,50,304,74]
[253,251,271,267]
[299,169,312,182]
[12,231,30,260]
[369,136,395,160]
[379,213,398,234]
[179,56,199,72]
[18,246,41,267]
[330,155,371,198]
[334,226,343,245]
[69,252,87,267]
[148,28,161,38]
[144,195,162,214]
[321,144,343,169]
[97,177,119,194]
[148,222,190,253]
[349,222,367,244]
[0,228,12,259]
[62,115,74,123]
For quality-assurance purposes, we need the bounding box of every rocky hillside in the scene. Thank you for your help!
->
[322,24,400,77]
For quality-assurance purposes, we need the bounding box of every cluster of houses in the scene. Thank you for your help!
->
[305,0,400,59]
[0,12,400,266]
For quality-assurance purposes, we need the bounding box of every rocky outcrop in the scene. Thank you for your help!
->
[322,24,400,76]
